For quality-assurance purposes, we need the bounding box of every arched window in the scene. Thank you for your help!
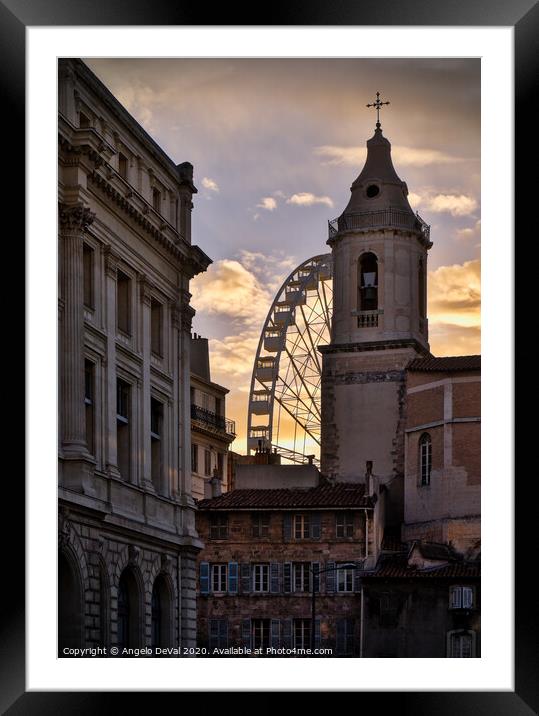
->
[117,568,141,650]
[419,433,432,486]
[58,550,83,651]
[151,575,173,649]
[358,253,378,312]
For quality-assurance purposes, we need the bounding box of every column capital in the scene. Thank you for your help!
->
[59,202,95,234]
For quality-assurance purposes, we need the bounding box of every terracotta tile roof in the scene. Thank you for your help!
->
[363,555,480,579]
[197,483,375,510]
[407,355,481,372]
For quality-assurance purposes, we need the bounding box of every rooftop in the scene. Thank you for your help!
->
[197,482,375,510]
[407,355,481,372]
[363,554,480,579]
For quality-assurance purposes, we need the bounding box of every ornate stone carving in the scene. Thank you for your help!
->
[138,274,153,307]
[59,513,72,548]
[128,544,141,566]
[104,246,120,279]
[160,553,172,573]
[59,203,95,233]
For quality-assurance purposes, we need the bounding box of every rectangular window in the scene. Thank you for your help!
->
[150,299,163,356]
[294,513,310,539]
[117,271,131,335]
[252,513,270,538]
[152,187,161,213]
[209,513,228,540]
[293,562,311,593]
[449,586,474,610]
[336,564,355,593]
[336,512,355,538]
[336,619,355,656]
[191,443,198,473]
[204,449,212,476]
[215,397,222,416]
[449,632,474,658]
[150,398,163,489]
[118,152,128,179]
[116,379,130,480]
[217,452,224,478]
[84,360,95,455]
[253,564,270,593]
[294,619,311,650]
[211,564,228,593]
[252,619,270,650]
[83,244,94,309]
[209,619,228,650]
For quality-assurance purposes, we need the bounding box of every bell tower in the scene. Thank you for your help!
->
[320,94,432,520]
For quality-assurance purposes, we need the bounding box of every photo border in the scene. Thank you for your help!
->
[6,0,536,710]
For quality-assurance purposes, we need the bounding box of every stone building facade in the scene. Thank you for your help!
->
[190,334,236,500]
[58,58,211,654]
[195,483,381,656]
[402,355,481,555]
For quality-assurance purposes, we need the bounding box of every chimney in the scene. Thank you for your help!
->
[210,468,222,498]
[365,460,374,496]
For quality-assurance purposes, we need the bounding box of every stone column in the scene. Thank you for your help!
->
[59,203,96,495]
[179,549,198,650]
[104,247,121,478]
[177,289,195,499]
[59,203,94,458]
[170,301,181,498]
[139,274,154,490]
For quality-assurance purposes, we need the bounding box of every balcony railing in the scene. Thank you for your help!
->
[191,404,236,436]
[328,209,430,242]
[357,310,379,328]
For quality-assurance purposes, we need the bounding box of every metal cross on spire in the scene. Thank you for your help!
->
[366,91,390,129]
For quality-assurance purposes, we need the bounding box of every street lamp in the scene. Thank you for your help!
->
[310,561,364,655]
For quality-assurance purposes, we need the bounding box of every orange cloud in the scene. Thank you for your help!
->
[428,259,481,329]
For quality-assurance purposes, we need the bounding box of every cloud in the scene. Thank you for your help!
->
[456,220,481,243]
[201,177,220,192]
[429,323,481,357]
[428,259,481,328]
[425,194,478,216]
[257,197,277,211]
[287,192,334,208]
[190,259,272,328]
[314,145,464,167]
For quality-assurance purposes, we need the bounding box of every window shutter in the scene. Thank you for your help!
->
[271,619,281,649]
[311,562,320,593]
[283,562,292,593]
[463,587,473,609]
[450,586,462,609]
[240,563,251,593]
[325,561,336,593]
[270,562,281,593]
[200,561,210,595]
[283,514,292,541]
[228,562,238,594]
[219,619,228,648]
[281,619,293,649]
[346,618,355,655]
[311,512,321,539]
[354,566,361,593]
[209,618,219,649]
[336,618,345,654]
[242,619,251,650]
[314,618,321,650]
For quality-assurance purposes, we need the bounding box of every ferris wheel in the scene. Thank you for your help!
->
[247,254,334,466]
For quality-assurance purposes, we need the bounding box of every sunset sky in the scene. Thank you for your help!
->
[85,58,481,454]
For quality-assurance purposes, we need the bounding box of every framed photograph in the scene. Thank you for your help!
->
[9,0,536,710]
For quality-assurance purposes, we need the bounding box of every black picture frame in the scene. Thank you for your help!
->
[7,0,537,711]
